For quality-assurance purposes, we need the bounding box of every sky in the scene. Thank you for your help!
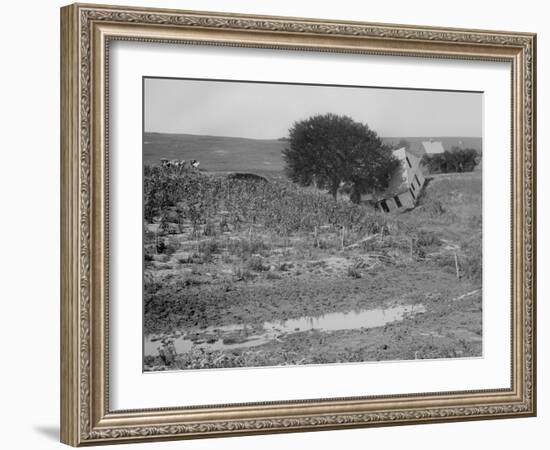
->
[144,77,483,139]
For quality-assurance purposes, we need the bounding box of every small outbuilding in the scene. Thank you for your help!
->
[420,140,445,155]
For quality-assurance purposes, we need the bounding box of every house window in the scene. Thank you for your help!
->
[409,188,416,200]
[405,156,412,168]
[380,200,390,213]
[394,195,402,208]
[414,174,421,187]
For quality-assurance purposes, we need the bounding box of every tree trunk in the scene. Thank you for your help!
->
[350,183,361,204]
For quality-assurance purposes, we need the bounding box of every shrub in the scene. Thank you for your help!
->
[422,147,479,174]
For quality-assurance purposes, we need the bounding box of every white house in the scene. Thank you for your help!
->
[375,147,425,213]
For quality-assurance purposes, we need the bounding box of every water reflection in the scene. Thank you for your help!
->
[144,303,425,357]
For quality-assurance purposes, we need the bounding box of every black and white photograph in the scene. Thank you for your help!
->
[142,77,483,372]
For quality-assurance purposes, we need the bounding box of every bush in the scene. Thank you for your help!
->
[422,147,479,174]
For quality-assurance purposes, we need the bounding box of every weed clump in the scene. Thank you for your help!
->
[347,266,362,279]
[198,239,220,262]
[233,266,254,281]
[246,255,268,272]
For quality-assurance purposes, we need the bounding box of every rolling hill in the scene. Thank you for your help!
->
[143,132,482,176]
[144,132,287,176]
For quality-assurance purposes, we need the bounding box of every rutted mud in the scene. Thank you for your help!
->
[145,303,426,356]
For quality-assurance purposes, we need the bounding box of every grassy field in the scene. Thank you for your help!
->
[144,132,287,177]
[143,132,482,177]
[143,162,482,371]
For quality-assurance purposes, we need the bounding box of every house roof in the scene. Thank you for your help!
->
[421,141,445,154]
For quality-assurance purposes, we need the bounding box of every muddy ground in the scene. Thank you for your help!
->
[143,170,483,371]
[144,252,482,370]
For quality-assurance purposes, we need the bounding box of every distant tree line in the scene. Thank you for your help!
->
[422,147,479,174]
[283,113,399,203]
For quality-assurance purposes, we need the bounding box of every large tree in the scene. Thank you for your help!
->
[283,113,398,202]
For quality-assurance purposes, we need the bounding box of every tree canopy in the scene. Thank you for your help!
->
[283,114,398,203]
[421,147,479,174]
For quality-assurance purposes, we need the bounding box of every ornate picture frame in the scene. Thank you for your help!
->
[60,3,536,446]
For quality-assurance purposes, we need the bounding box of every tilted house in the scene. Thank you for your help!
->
[375,147,426,213]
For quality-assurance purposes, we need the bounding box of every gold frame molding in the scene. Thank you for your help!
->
[60,3,536,446]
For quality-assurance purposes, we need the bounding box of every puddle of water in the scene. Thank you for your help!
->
[144,303,425,357]
[264,304,424,332]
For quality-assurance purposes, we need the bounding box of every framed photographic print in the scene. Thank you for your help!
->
[60,3,537,446]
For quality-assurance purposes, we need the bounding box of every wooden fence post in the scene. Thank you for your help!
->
[314,226,318,248]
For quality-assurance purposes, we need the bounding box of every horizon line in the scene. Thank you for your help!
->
[144,130,483,141]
